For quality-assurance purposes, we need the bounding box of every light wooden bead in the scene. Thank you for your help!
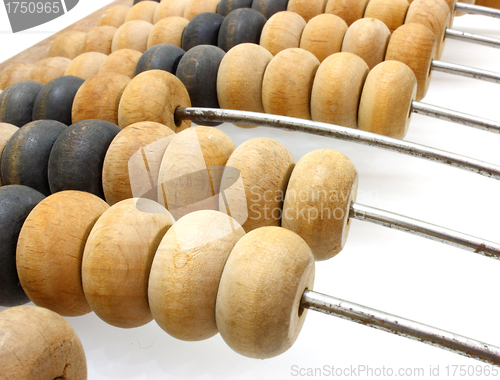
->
[98,49,142,79]
[262,48,319,120]
[118,69,191,131]
[157,126,236,219]
[358,60,417,139]
[287,0,328,22]
[385,23,436,101]
[341,18,391,70]
[64,52,108,80]
[0,305,87,379]
[0,123,18,187]
[16,191,109,316]
[98,5,131,28]
[405,0,451,59]
[217,43,272,128]
[71,73,130,124]
[216,226,315,359]
[29,57,71,84]
[260,11,307,56]
[147,17,189,48]
[82,26,118,55]
[220,137,295,232]
[103,122,175,205]
[282,149,358,261]
[149,210,245,341]
[325,0,370,25]
[112,20,154,53]
[126,1,159,23]
[0,63,36,90]
[364,0,410,33]
[311,52,369,128]
[183,0,221,20]
[300,14,348,62]
[82,198,174,328]
[48,31,86,59]
[153,0,190,23]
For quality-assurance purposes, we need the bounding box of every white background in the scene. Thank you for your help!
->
[1,1,500,379]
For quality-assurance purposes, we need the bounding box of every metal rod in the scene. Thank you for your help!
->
[175,107,500,180]
[411,101,500,134]
[431,60,500,84]
[349,203,500,260]
[301,289,500,366]
[455,2,500,19]
[445,28,500,49]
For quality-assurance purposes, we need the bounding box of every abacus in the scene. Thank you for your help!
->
[0,0,499,378]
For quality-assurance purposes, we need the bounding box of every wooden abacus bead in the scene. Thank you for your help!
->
[1,120,66,195]
[262,48,320,120]
[153,0,190,24]
[0,63,36,90]
[181,12,225,51]
[71,73,131,125]
[217,43,273,128]
[48,119,121,198]
[0,185,45,306]
[98,5,130,28]
[405,0,451,59]
[48,31,86,59]
[341,18,391,70]
[157,126,236,219]
[118,70,191,131]
[287,0,328,22]
[183,0,221,20]
[325,0,370,26]
[0,81,44,127]
[147,17,189,48]
[358,60,417,138]
[112,20,154,53]
[217,8,267,52]
[0,305,87,379]
[311,52,369,128]
[149,210,245,340]
[282,149,358,261]
[102,121,175,205]
[299,14,348,62]
[135,44,185,75]
[475,0,496,7]
[0,123,18,187]
[364,0,410,33]
[176,45,225,126]
[385,23,436,101]
[216,226,315,359]
[82,26,118,55]
[29,57,72,84]
[252,0,289,19]
[260,11,307,56]
[32,76,85,125]
[82,198,174,328]
[220,137,295,232]
[125,0,159,23]
[217,0,253,16]
[98,49,142,79]
[16,191,109,316]
[63,52,108,80]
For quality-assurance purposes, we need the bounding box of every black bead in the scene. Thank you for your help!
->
[218,8,267,52]
[135,44,186,76]
[182,12,225,51]
[0,81,44,127]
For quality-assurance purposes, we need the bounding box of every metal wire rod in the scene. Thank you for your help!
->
[175,107,500,180]
[455,2,500,19]
[301,290,500,366]
[349,203,500,260]
[411,101,500,134]
[445,28,500,49]
[431,60,500,84]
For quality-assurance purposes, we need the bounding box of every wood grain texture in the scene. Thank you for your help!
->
[0,0,130,74]
[364,0,410,33]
